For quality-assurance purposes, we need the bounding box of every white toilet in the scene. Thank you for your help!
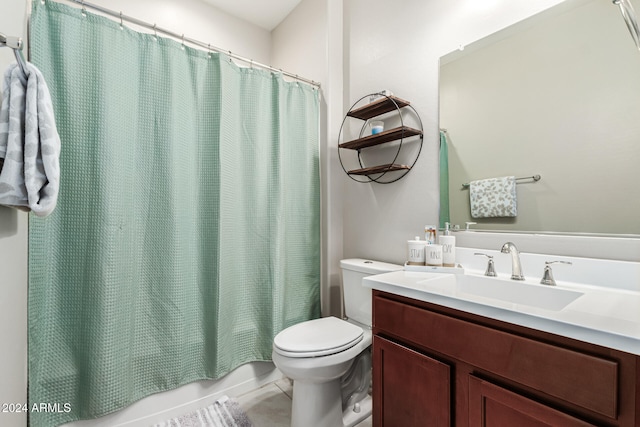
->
[272,258,402,427]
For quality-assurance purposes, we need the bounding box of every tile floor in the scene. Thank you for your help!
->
[236,378,372,427]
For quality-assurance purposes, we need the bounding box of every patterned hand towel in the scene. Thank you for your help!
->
[469,176,517,218]
[0,62,61,216]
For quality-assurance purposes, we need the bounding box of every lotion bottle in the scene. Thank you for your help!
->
[439,222,456,267]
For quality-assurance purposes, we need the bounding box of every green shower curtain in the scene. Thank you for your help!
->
[27,2,320,426]
[439,130,450,229]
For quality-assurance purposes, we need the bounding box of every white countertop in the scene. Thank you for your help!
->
[364,269,640,356]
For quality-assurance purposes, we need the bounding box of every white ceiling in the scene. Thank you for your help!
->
[201,0,303,31]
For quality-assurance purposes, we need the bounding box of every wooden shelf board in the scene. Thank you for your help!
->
[339,126,423,150]
[347,95,411,120]
[347,163,411,176]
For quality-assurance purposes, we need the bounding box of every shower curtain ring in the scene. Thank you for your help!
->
[81,1,86,16]
[207,43,212,58]
[119,12,123,29]
[153,23,157,40]
[181,34,185,49]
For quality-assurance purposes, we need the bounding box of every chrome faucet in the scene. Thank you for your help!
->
[501,242,525,280]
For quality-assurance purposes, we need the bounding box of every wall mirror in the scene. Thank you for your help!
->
[439,0,640,236]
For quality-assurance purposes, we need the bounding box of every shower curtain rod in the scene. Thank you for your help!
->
[59,0,321,88]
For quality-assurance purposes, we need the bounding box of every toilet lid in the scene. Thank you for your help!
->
[273,316,364,358]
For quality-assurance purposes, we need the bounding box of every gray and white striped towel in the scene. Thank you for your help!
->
[153,396,253,427]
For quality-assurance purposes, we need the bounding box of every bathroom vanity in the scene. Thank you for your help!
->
[365,249,640,427]
[371,290,638,426]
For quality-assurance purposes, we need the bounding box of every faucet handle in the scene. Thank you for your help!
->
[540,261,572,286]
[474,253,497,277]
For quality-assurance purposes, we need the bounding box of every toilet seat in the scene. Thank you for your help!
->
[273,316,364,358]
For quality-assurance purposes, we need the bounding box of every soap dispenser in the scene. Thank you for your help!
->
[439,222,456,267]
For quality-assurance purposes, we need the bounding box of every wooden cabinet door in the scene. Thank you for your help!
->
[373,336,451,427]
[468,376,595,427]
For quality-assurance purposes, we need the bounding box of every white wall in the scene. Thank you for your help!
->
[0,1,274,427]
[86,0,272,64]
[342,0,565,265]
[0,210,27,426]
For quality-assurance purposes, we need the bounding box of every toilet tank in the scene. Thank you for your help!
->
[340,259,403,326]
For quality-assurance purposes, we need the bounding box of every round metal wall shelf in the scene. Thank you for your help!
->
[338,92,423,184]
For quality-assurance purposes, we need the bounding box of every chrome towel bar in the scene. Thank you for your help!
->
[461,174,541,189]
